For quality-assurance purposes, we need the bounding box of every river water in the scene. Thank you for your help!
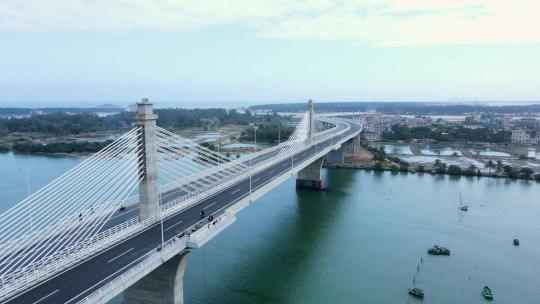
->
[1,152,539,303]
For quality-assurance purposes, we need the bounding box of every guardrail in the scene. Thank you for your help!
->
[78,211,235,304]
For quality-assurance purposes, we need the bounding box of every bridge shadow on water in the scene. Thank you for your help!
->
[180,168,358,304]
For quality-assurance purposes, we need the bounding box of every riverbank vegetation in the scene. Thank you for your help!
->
[362,144,411,173]
[357,144,539,181]
[10,140,113,154]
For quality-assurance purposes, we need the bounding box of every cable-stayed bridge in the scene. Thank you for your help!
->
[0,99,362,304]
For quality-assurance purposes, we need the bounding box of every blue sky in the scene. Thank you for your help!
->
[0,1,539,105]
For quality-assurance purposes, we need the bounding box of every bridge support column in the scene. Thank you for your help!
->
[135,98,160,221]
[124,251,189,304]
[326,146,345,165]
[296,157,324,190]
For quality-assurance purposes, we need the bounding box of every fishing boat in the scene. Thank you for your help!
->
[482,286,493,300]
[408,287,424,298]
[459,193,468,211]
[428,245,451,256]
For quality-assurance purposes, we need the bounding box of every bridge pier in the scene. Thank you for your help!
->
[296,157,324,190]
[326,146,345,165]
[124,251,190,304]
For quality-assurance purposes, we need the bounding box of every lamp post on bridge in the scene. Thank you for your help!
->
[249,125,257,200]
[159,192,164,257]
[278,123,280,144]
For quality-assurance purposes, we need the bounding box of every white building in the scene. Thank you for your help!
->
[512,129,540,144]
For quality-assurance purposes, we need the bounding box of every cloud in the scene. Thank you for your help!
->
[0,0,539,46]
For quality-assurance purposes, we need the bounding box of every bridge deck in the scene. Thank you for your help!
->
[4,122,361,304]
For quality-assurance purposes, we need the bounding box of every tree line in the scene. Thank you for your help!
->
[10,140,113,154]
[0,109,290,137]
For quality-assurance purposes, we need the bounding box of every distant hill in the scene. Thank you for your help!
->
[94,104,121,109]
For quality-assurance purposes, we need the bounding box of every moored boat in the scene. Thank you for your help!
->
[408,287,424,298]
[459,193,468,211]
[427,245,451,256]
[482,286,493,300]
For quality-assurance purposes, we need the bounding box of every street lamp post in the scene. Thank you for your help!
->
[159,192,164,252]
[26,171,33,232]
[278,124,280,144]
[250,125,257,200]
[254,126,257,151]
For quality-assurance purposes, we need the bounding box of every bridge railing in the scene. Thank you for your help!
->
[0,118,359,301]
[77,211,235,304]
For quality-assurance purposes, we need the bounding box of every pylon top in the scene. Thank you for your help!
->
[135,98,158,122]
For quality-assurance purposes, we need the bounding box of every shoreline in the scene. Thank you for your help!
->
[323,162,540,182]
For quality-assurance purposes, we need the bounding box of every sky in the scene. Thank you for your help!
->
[0,0,539,105]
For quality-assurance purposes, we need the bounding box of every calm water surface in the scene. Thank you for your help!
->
[1,152,539,303]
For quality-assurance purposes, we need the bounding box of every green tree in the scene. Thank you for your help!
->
[484,160,495,173]
[399,162,409,172]
[503,165,513,176]
[433,159,447,173]
[447,165,462,175]
[496,160,503,172]
[519,167,534,179]
[373,162,384,171]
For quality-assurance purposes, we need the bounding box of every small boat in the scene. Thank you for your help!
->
[459,193,468,211]
[482,286,493,300]
[513,238,519,246]
[428,245,451,256]
[408,287,424,298]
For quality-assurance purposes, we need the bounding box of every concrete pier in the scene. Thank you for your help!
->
[135,98,160,220]
[326,146,345,165]
[296,157,324,189]
[124,251,190,304]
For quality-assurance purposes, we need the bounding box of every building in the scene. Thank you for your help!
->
[512,129,540,144]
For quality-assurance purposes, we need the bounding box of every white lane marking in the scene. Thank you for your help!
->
[205,202,217,209]
[253,177,260,183]
[164,220,184,232]
[33,289,59,304]
[282,163,287,166]
[230,188,241,195]
[268,170,275,175]
[107,248,134,263]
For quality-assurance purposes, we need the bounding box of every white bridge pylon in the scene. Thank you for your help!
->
[0,102,339,297]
